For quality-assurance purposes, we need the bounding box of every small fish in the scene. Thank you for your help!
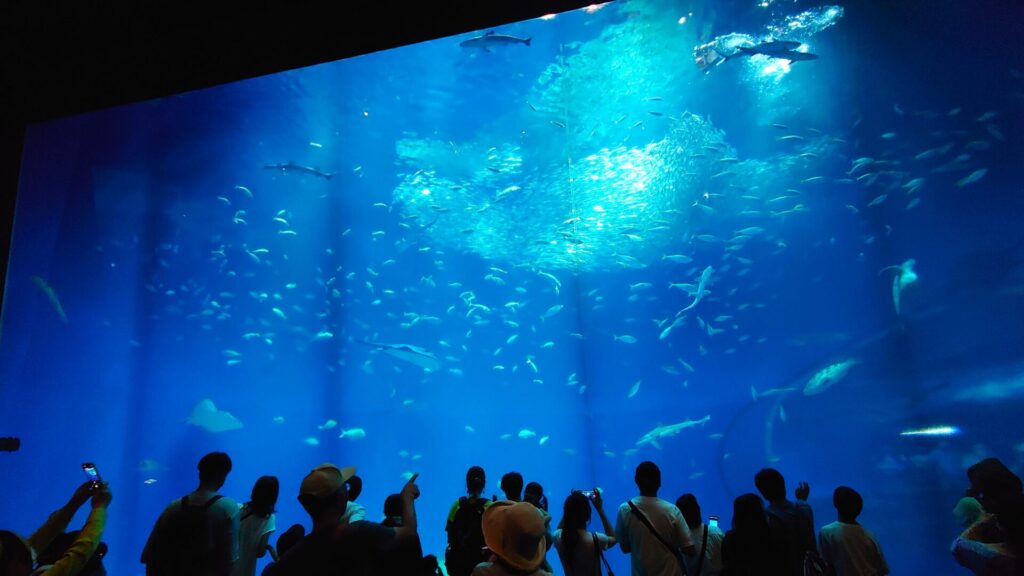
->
[956,168,988,188]
[143,478,158,485]
[234,185,253,198]
[518,429,537,439]
[526,357,538,373]
[900,425,961,437]
[543,304,564,318]
[867,194,888,207]
[777,135,804,142]
[802,176,826,184]
[318,419,338,430]
[464,425,476,433]
[339,428,367,440]
[614,334,637,344]
[550,120,566,129]
[272,307,287,320]
[662,254,693,264]
[304,437,320,446]
[539,436,550,445]
[627,380,642,398]
[312,330,334,341]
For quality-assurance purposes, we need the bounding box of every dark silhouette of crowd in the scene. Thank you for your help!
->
[2,454,1023,576]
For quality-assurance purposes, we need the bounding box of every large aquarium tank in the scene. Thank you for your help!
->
[2,0,1022,574]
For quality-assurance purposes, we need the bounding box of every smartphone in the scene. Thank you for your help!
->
[708,515,719,528]
[82,462,101,488]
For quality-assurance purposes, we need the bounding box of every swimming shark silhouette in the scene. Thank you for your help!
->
[363,341,442,371]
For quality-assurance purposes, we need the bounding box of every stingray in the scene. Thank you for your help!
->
[363,341,442,372]
[186,399,243,433]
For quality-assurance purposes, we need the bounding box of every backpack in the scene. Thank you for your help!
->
[445,496,489,576]
[150,495,223,575]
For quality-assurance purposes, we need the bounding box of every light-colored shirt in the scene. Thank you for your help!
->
[683,522,724,576]
[818,521,889,576]
[230,505,275,576]
[27,506,107,576]
[340,501,366,524]
[141,489,240,572]
[553,529,614,576]
[616,496,694,576]
[951,535,1015,576]
[472,560,553,576]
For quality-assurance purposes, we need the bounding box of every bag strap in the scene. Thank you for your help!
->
[181,494,223,510]
[203,495,223,510]
[627,501,689,576]
[692,525,708,576]
[592,532,615,576]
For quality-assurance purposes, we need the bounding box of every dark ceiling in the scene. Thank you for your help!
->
[0,1,594,289]
[1,2,594,123]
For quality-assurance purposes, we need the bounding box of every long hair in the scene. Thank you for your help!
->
[732,493,769,534]
[560,492,592,572]
[246,475,279,518]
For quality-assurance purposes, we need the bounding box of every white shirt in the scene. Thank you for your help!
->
[340,501,366,524]
[683,523,724,576]
[615,496,694,576]
[818,521,889,576]
[230,505,276,576]
[553,529,614,575]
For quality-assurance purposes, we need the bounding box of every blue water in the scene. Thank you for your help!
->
[2,1,1023,574]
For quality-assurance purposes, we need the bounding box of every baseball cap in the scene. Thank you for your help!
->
[299,463,356,499]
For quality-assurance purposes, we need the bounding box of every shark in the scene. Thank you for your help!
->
[363,341,442,372]
[186,399,243,433]
[459,31,531,51]
[31,275,69,324]
[264,161,334,180]
[636,415,711,449]
[735,40,819,62]
[679,266,714,312]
